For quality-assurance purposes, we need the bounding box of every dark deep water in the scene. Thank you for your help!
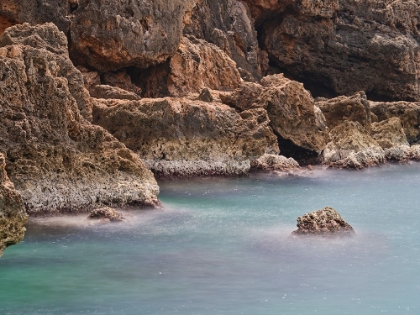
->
[1,164,420,314]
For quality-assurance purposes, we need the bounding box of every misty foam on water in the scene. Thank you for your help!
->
[1,164,420,314]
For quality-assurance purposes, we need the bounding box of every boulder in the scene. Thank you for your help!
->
[291,207,355,237]
[251,154,299,171]
[88,207,124,222]
[371,117,410,161]
[0,153,28,257]
[262,0,420,101]
[370,101,420,143]
[167,36,241,96]
[323,121,385,169]
[92,97,279,176]
[89,85,141,101]
[0,23,159,214]
[316,92,371,130]
[70,0,195,71]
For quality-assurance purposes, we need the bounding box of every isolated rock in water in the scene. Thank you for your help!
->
[370,101,420,143]
[251,154,299,171]
[88,207,124,222]
[70,0,195,71]
[323,121,385,169]
[0,23,159,214]
[292,207,355,237]
[316,92,371,130]
[92,98,279,176]
[0,153,28,257]
[263,0,420,101]
[371,117,410,161]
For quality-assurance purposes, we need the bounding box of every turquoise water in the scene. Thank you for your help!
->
[1,164,420,314]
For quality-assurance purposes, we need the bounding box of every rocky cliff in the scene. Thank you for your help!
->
[2,0,420,250]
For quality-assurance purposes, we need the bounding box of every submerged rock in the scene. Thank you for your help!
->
[0,153,28,257]
[292,207,355,237]
[88,207,124,223]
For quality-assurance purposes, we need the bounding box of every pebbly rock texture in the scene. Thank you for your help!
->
[92,97,279,176]
[371,117,411,161]
[0,153,28,257]
[316,92,371,130]
[88,207,124,222]
[323,121,385,169]
[251,153,299,171]
[183,0,267,81]
[167,36,241,96]
[370,101,420,144]
[0,0,70,35]
[262,0,420,101]
[291,206,355,237]
[70,0,195,72]
[0,23,159,214]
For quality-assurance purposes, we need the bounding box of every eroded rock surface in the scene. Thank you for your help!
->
[0,153,28,257]
[70,0,195,72]
[323,121,385,169]
[251,154,299,171]
[292,206,355,237]
[263,0,420,101]
[88,207,124,222]
[0,23,159,214]
[93,97,279,176]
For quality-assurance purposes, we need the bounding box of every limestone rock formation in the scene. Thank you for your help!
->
[292,206,355,237]
[323,121,385,169]
[242,0,295,26]
[370,101,420,144]
[183,0,267,81]
[167,36,241,96]
[0,153,28,257]
[92,97,279,176]
[259,74,329,154]
[0,23,159,214]
[262,0,420,101]
[70,0,195,72]
[371,117,411,161]
[89,85,141,101]
[251,154,299,171]
[88,207,124,222]
[316,92,371,130]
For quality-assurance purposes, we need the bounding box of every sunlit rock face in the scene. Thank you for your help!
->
[0,23,159,214]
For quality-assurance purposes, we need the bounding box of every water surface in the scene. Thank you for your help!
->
[1,164,420,314]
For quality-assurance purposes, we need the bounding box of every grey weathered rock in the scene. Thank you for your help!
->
[292,207,355,237]
[263,0,420,101]
[92,97,279,176]
[0,153,28,257]
[0,23,159,214]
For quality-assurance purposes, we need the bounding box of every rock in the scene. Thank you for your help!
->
[102,71,142,96]
[167,36,241,96]
[183,0,267,81]
[70,0,195,72]
[90,85,141,101]
[0,153,28,257]
[0,23,159,214]
[323,121,385,169]
[259,74,329,154]
[371,117,410,161]
[0,0,70,35]
[242,0,294,26]
[291,207,355,237]
[198,88,213,102]
[370,101,420,143]
[92,97,279,176]
[262,0,420,101]
[316,92,371,130]
[88,207,124,222]
[251,154,299,171]
[220,82,264,111]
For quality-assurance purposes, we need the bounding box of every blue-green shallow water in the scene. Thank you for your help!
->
[1,164,420,315]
